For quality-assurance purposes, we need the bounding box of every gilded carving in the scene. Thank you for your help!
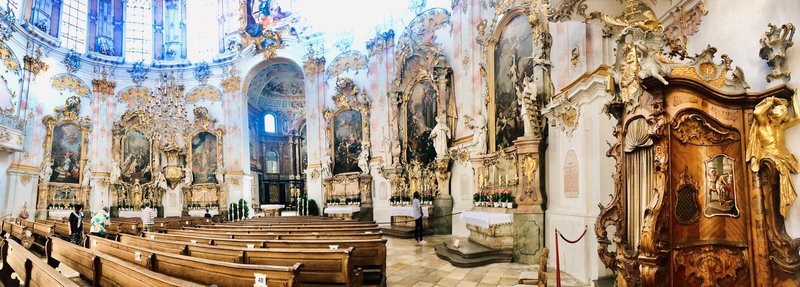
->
[674,246,747,287]
[38,96,91,210]
[0,40,20,74]
[91,79,116,95]
[186,85,222,103]
[185,106,225,209]
[51,74,91,97]
[759,23,795,83]
[326,50,368,79]
[117,86,152,107]
[670,46,750,91]
[23,46,48,76]
[221,66,241,94]
[664,1,708,60]
[671,111,741,146]
[747,96,800,218]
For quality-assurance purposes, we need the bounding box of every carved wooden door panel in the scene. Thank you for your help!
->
[668,100,751,285]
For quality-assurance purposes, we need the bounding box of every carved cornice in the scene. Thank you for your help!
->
[674,246,747,286]
[303,57,326,78]
[221,72,241,94]
[671,111,740,146]
[91,78,116,95]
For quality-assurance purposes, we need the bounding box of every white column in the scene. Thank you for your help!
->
[221,70,253,210]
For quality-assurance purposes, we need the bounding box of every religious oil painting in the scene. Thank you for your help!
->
[192,132,218,184]
[704,154,739,217]
[50,123,83,183]
[494,15,533,150]
[54,188,77,201]
[122,131,152,184]
[407,81,438,165]
[333,109,363,174]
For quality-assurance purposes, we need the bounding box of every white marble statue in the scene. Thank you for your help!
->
[430,116,451,158]
[82,165,92,186]
[39,161,53,183]
[358,146,370,175]
[157,172,168,190]
[518,76,537,135]
[109,160,121,184]
[320,151,333,178]
[183,165,193,186]
[465,113,488,156]
[215,166,225,184]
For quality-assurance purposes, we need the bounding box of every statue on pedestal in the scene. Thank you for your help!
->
[465,113,487,156]
[39,160,53,183]
[82,165,92,187]
[215,166,226,184]
[358,145,370,175]
[109,160,121,185]
[430,116,451,159]
[321,151,333,179]
[183,165,193,186]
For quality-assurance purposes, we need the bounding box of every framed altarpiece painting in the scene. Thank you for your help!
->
[184,107,225,210]
[37,96,91,211]
[596,47,800,286]
[322,78,372,218]
[109,110,159,209]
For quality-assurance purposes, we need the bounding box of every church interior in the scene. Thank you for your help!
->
[0,0,797,286]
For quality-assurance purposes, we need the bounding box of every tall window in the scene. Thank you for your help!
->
[161,0,185,60]
[266,151,279,174]
[94,0,115,55]
[31,0,59,36]
[124,0,153,63]
[186,0,219,62]
[59,0,88,52]
[264,114,276,133]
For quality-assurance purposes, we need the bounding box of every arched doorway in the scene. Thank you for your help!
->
[244,58,306,208]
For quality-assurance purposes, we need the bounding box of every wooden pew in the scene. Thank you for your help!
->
[120,235,363,286]
[47,237,204,287]
[264,239,387,286]
[88,236,302,287]
[184,226,381,234]
[23,221,53,252]
[0,239,80,287]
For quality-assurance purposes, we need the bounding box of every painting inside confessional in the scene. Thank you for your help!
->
[191,132,218,184]
[704,154,739,217]
[333,109,363,174]
[122,131,152,184]
[494,15,534,150]
[407,81,438,165]
[50,123,83,183]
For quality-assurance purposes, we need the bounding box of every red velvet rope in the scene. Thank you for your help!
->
[557,227,587,244]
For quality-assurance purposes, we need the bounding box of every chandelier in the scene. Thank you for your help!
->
[142,72,187,146]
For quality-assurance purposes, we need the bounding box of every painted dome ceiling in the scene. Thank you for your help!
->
[247,62,305,111]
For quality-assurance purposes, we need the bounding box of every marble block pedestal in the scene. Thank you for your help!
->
[432,197,453,235]
[513,212,544,264]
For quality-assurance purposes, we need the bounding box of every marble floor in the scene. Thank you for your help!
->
[385,235,588,287]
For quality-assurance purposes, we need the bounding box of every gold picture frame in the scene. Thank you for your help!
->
[38,96,91,210]
[185,106,225,207]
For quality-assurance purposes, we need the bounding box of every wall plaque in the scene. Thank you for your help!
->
[564,149,579,198]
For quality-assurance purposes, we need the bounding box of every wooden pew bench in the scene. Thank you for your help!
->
[264,239,387,286]
[48,237,204,287]
[0,239,80,287]
[120,234,362,286]
[23,221,53,252]
[1,219,34,249]
[88,236,302,287]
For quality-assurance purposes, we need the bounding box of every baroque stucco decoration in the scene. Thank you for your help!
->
[0,39,21,74]
[326,50,368,79]
[37,96,92,211]
[51,73,91,97]
[186,85,222,104]
[117,86,153,108]
[759,23,795,83]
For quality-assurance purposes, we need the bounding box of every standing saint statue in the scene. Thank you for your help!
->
[430,116,451,159]
[465,113,488,156]
[40,160,53,183]
[358,146,370,175]
[109,160,121,184]
[215,166,226,184]
[517,76,537,135]
[747,96,800,218]
[183,165,193,186]
[320,151,333,178]
[82,165,92,187]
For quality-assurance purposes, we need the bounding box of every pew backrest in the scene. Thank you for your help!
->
[4,239,80,287]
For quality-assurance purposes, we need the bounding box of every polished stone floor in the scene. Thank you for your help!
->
[385,235,588,287]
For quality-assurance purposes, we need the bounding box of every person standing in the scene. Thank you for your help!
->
[204,208,212,218]
[89,207,111,238]
[141,202,155,232]
[68,204,84,245]
[412,192,427,245]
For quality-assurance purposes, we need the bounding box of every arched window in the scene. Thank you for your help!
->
[59,0,88,52]
[186,0,220,62]
[159,0,187,60]
[91,0,120,56]
[266,151,279,174]
[264,114,276,133]
[124,0,153,63]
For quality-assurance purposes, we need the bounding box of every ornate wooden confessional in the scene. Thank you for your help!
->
[596,47,800,286]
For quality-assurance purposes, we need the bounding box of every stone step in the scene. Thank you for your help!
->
[379,225,434,239]
[434,239,512,268]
